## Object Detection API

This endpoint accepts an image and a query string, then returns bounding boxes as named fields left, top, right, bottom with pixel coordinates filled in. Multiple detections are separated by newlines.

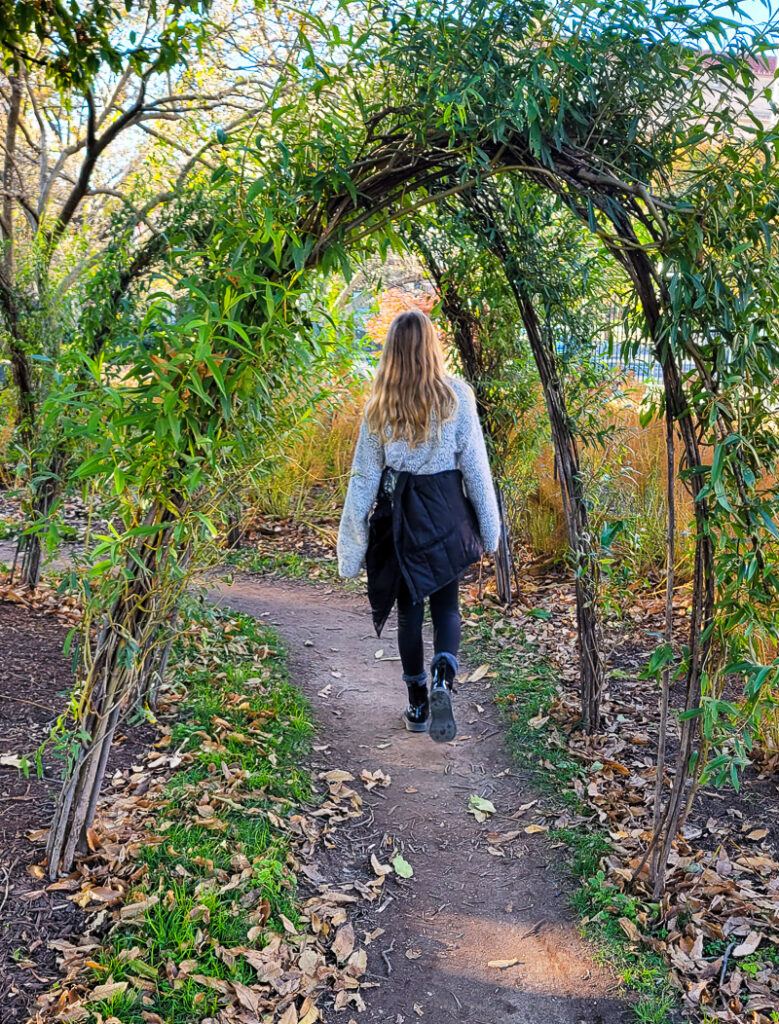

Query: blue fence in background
left=590, top=340, right=665, bottom=382
left=562, top=339, right=698, bottom=384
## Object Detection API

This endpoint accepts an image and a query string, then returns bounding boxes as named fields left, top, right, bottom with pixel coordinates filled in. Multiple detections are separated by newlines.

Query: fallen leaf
left=527, top=713, right=549, bottom=729
left=746, top=828, right=769, bottom=841
left=88, top=980, right=128, bottom=1002
left=486, top=830, right=521, bottom=844
left=85, top=828, right=102, bottom=852
left=618, top=918, right=642, bottom=943
left=233, top=980, right=262, bottom=1015
left=361, top=768, right=392, bottom=790
left=333, top=923, right=355, bottom=963
left=524, top=824, right=548, bottom=834
left=278, top=1005, right=298, bottom=1024
left=371, top=853, right=392, bottom=876
left=125, top=959, right=157, bottom=979
left=468, top=795, right=496, bottom=822
left=346, top=949, right=367, bottom=976
left=733, top=931, right=761, bottom=957
left=88, top=886, right=124, bottom=904
left=120, top=896, right=159, bottom=919
left=298, top=948, right=320, bottom=976
left=510, top=800, right=538, bottom=818
left=279, top=913, right=297, bottom=935
left=487, top=958, right=520, bottom=969
left=299, top=1004, right=319, bottom=1024
left=392, top=854, right=414, bottom=878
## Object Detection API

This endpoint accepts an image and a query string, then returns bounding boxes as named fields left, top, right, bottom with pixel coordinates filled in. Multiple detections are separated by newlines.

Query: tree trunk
left=651, top=401, right=676, bottom=888
left=494, top=483, right=514, bottom=606
left=225, top=500, right=245, bottom=549
left=451, top=201, right=604, bottom=731
left=1, top=76, right=37, bottom=440
left=510, top=288, right=604, bottom=732
left=619, top=244, right=715, bottom=891
left=2, top=74, right=21, bottom=285
left=46, top=501, right=180, bottom=876
left=12, top=454, right=63, bottom=589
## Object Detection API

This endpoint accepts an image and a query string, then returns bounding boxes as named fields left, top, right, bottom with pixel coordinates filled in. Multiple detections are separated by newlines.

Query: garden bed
left=0, top=597, right=153, bottom=1023
left=463, top=572, right=779, bottom=1022
left=1, top=586, right=380, bottom=1024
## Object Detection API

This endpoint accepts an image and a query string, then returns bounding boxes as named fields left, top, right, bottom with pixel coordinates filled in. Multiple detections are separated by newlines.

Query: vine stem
left=651, top=398, right=676, bottom=887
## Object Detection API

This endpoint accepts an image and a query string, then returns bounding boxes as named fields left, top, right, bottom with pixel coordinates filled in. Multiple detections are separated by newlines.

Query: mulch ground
left=501, top=569, right=779, bottom=1019
left=0, top=600, right=152, bottom=1024
left=516, top=573, right=779, bottom=858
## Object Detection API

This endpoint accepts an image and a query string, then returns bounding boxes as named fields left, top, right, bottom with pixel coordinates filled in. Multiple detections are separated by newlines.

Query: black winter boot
left=429, top=655, right=457, bottom=743
left=403, top=676, right=429, bottom=732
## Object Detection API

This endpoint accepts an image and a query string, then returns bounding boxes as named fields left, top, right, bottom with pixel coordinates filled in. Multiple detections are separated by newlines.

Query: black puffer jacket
left=365, top=467, right=483, bottom=636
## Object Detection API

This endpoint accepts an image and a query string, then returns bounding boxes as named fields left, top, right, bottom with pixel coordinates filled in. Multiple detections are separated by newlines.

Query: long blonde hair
left=365, top=309, right=457, bottom=446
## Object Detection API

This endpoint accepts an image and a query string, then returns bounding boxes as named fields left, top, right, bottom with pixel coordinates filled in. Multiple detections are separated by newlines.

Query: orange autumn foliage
left=364, top=287, right=438, bottom=346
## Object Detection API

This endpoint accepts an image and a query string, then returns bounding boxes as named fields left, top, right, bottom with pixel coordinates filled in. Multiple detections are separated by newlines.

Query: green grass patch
left=86, top=604, right=315, bottom=1023
left=463, top=612, right=680, bottom=1024
left=0, top=516, right=20, bottom=539
left=223, top=546, right=365, bottom=595
left=224, top=547, right=339, bottom=581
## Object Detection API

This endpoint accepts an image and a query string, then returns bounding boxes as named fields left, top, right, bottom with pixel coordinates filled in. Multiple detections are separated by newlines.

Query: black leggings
left=396, top=577, right=460, bottom=679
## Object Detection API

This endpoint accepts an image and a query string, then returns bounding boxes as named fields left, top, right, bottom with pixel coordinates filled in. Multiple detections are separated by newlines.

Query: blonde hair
left=364, top=308, right=457, bottom=446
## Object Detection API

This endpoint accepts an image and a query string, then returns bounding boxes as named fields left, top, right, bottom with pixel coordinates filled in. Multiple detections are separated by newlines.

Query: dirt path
left=216, top=575, right=633, bottom=1024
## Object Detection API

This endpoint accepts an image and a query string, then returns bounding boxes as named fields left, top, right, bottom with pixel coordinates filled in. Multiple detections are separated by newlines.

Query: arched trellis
left=37, top=111, right=706, bottom=880
left=35, top=2, right=779, bottom=906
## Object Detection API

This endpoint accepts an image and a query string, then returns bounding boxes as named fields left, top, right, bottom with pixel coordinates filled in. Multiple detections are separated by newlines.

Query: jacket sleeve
left=337, top=418, right=384, bottom=578
left=456, top=383, right=501, bottom=554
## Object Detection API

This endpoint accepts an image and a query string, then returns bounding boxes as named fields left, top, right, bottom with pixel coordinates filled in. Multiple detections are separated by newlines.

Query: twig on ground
left=381, top=938, right=395, bottom=975
left=0, top=862, right=15, bottom=916
left=1, top=693, right=56, bottom=711
left=719, top=941, right=737, bottom=987
left=425, top=902, right=451, bottom=919
left=519, top=919, right=547, bottom=940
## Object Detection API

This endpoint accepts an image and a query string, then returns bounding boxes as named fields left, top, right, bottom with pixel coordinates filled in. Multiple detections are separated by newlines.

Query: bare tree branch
left=48, top=81, right=148, bottom=247
left=2, top=74, right=22, bottom=280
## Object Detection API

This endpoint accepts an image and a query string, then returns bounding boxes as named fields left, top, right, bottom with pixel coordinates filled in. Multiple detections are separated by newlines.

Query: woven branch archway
left=40, top=1, right=779, bottom=899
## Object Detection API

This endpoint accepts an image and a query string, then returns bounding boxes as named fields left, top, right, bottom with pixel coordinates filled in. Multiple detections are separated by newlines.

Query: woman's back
left=382, top=376, right=473, bottom=476
left=342, top=371, right=499, bottom=575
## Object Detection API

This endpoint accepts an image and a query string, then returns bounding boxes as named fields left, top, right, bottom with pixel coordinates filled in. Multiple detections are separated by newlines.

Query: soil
left=0, top=600, right=152, bottom=1024
left=607, top=629, right=779, bottom=860
left=216, top=576, right=634, bottom=1024
left=491, top=566, right=779, bottom=865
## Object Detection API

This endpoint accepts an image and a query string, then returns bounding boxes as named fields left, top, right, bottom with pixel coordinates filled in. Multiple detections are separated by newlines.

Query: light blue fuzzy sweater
left=337, top=377, right=501, bottom=578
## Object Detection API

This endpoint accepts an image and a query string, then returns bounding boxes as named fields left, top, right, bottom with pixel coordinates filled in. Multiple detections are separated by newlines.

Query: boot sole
left=403, top=715, right=428, bottom=733
left=429, top=687, right=456, bottom=743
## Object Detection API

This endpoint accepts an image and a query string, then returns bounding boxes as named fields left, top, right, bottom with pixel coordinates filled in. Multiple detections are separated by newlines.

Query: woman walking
left=337, top=309, right=500, bottom=742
